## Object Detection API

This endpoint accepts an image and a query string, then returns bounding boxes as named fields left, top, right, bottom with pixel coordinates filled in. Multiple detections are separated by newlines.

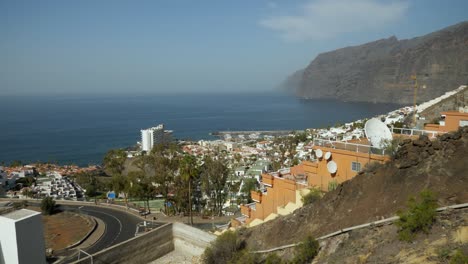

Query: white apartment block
left=140, top=124, right=173, bottom=152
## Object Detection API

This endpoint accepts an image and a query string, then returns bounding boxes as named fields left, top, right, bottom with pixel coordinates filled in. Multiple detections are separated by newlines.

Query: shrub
left=228, top=249, right=259, bottom=264
left=328, top=180, right=338, bottom=192
left=301, top=188, right=322, bottom=206
left=264, top=253, right=283, bottom=264
left=450, top=250, right=468, bottom=264
left=202, top=231, right=242, bottom=264
left=396, top=190, right=438, bottom=242
left=437, top=247, right=451, bottom=261
left=384, top=137, right=403, bottom=158
left=291, top=236, right=319, bottom=264
left=40, top=197, right=56, bottom=215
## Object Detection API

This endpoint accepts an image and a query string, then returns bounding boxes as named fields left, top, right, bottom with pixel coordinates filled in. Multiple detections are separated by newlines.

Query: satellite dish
left=315, top=149, right=323, bottom=158
left=364, top=118, right=393, bottom=148
left=327, top=161, right=337, bottom=174
left=324, top=151, right=332, bottom=160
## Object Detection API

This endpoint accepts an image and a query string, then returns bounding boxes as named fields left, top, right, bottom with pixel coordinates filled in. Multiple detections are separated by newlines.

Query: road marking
left=83, top=209, right=123, bottom=247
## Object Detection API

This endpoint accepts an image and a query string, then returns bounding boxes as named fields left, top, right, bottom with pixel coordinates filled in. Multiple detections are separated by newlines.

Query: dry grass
left=30, top=207, right=93, bottom=250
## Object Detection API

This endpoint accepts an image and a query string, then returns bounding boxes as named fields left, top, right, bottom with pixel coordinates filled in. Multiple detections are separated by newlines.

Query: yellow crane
left=386, top=75, right=426, bottom=125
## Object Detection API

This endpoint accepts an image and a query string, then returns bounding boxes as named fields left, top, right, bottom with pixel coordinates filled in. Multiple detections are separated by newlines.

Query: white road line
left=84, top=209, right=123, bottom=247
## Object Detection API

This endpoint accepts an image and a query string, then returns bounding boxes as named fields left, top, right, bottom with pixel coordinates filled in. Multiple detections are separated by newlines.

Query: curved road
left=58, top=204, right=143, bottom=254
left=24, top=201, right=147, bottom=262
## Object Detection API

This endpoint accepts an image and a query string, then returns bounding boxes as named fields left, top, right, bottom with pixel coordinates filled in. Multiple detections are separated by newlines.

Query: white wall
left=0, top=216, right=18, bottom=264
left=0, top=210, right=46, bottom=264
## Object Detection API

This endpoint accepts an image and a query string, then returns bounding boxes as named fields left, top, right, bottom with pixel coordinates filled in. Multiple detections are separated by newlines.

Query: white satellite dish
left=327, top=161, right=337, bottom=174
left=315, top=149, right=323, bottom=158
left=364, top=118, right=393, bottom=148
left=324, top=151, right=332, bottom=160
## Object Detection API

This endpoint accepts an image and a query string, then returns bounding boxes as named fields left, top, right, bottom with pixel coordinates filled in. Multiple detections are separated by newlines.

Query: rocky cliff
left=287, top=21, right=468, bottom=104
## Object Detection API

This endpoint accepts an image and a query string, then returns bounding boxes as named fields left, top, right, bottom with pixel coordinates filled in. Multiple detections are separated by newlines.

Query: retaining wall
left=73, top=223, right=173, bottom=264
left=72, top=222, right=216, bottom=264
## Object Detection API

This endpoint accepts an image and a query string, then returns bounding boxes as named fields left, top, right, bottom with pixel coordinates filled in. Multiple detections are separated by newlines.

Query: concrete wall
left=0, top=217, right=17, bottom=264
left=73, top=223, right=216, bottom=264
left=15, top=214, right=46, bottom=264
left=172, top=222, right=216, bottom=256
left=0, top=210, right=45, bottom=264
left=74, top=223, right=174, bottom=264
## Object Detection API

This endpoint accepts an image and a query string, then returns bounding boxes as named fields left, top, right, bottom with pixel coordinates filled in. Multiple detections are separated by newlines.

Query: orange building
left=424, top=111, right=468, bottom=133
left=304, top=144, right=388, bottom=192
left=235, top=140, right=389, bottom=226
left=234, top=113, right=460, bottom=227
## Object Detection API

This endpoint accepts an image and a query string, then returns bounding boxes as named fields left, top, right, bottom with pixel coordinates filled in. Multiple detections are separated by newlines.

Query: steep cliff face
left=290, top=21, right=468, bottom=104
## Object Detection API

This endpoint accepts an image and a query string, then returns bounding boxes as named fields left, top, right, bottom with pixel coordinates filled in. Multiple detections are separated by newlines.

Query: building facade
left=140, top=124, right=173, bottom=152
left=424, top=110, right=468, bottom=133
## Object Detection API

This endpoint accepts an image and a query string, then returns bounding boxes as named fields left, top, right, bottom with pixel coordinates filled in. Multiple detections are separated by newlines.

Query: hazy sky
left=1, top=0, right=467, bottom=95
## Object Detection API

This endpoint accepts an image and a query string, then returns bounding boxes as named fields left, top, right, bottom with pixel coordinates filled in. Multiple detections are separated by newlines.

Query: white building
left=0, top=209, right=46, bottom=264
left=140, top=124, right=173, bottom=152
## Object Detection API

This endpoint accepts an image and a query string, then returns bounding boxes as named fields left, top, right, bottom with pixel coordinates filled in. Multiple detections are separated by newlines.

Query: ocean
left=0, top=92, right=401, bottom=166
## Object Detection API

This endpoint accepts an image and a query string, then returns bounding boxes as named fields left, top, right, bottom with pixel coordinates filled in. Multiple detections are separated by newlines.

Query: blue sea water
left=0, top=93, right=401, bottom=166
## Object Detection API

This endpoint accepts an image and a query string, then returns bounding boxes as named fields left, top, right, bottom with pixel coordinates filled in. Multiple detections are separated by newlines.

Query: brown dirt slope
left=241, top=127, right=468, bottom=250
left=314, top=208, right=468, bottom=264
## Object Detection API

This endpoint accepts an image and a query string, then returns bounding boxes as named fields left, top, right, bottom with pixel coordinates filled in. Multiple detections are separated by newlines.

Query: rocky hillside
left=284, top=21, right=468, bottom=104
left=314, top=208, right=468, bottom=263
left=240, top=127, right=468, bottom=251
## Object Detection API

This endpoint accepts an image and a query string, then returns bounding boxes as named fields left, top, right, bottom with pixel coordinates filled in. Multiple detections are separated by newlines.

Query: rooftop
left=1, top=209, right=40, bottom=221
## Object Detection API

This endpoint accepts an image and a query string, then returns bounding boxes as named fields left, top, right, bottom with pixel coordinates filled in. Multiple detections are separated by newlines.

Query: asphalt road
left=57, top=204, right=143, bottom=254
left=22, top=201, right=145, bottom=262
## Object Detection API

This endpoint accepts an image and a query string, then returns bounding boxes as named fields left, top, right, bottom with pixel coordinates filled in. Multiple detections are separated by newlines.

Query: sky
left=1, top=0, right=467, bottom=95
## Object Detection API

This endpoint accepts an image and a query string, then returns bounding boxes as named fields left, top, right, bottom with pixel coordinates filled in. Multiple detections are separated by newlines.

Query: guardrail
left=251, top=202, right=468, bottom=254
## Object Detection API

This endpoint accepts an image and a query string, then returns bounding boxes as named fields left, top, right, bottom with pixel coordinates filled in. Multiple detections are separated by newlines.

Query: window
left=351, top=162, right=361, bottom=172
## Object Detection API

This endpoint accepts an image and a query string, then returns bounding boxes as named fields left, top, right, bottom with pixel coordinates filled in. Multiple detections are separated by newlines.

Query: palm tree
left=180, top=154, right=198, bottom=225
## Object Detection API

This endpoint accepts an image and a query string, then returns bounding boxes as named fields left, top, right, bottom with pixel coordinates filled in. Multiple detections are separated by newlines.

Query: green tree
left=180, top=154, right=199, bottom=225
left=75, top=172, right=100, bottom=197
left=128, top=170, right=154, bottom=213
left=103, top=149, right=127, bottom=176
left=41, top=197, right=56, bottom=215
left=104, top=149, right=129, bottom=207
left=201, top=156, right=229, bottom=216
left=241, top=178, right=258, bottom=203
left=145, top=143, right=180, bottom=215
left=111, top=174, right=130, bottom=208
left=396, top=190, right=438, bottom=242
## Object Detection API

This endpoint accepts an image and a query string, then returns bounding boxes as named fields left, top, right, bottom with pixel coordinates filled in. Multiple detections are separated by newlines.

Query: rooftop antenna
left=364, top=118, right=393, bottom=149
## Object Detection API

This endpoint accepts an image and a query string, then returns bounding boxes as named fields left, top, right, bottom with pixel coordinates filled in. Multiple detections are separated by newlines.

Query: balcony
left=262, top=174, right=274, bottom=187
left=251, top=191, right=262, bottom=203
left=240, top=203, right=255, bottom=217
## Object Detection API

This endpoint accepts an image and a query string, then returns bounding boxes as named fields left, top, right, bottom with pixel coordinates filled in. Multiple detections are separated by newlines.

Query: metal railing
left=313, top=139, right=386, bottom=156
left=390, top=127, right=441, bottom=138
